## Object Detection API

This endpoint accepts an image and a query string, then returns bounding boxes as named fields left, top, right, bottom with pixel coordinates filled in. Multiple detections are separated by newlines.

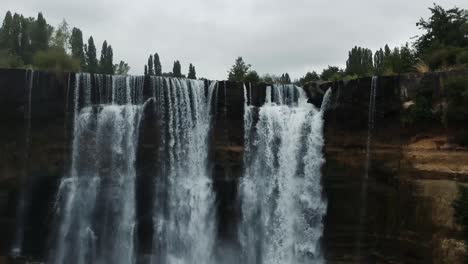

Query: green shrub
left=32, top=49, right=80, bottom=72
left=457, top=49, right=468, bottom=65
left=425, top=47, right=459, bottom=70
left=0, top=49, right=24, bottom=68
left=446, top=77, right=468, bottom=125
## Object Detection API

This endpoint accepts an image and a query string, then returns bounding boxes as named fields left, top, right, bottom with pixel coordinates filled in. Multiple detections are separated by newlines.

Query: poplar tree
left=188, top=63, right=196, bottom=79
left=154, top=52, right=162, bottom=76
left=85, top=36, right=98, bottom=73
left=148, top=55, right=154, bottom=75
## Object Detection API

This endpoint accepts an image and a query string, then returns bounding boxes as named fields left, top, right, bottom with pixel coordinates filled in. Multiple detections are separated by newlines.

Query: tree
left=114, top=61, right=130, bottom=75
left=98, top=40, right=113, bottom=74
left=144, top=65, right=148, bottom=76
left=105, top=45, right=113, bottom=74
left=374, top=48, right=385, bottom=75
left=244, top=70, right=260, bottom=83
left=415, top=4, right=468, bottom=56
left=298, top=71, right=319, bottom=85
left=154, top=52, right=162, bottom=76
left=400, top=43, right=416, bottom=72
left=99, top=40, right=108, bottom=73
left=33, top=49, right=80, bottom=72
left=69, top=27, right=86, bottom=69
left=261, top=74, right=280, bottom=84
left=172, top=60, right=182, bottom=77
left=0, top=11, right=14, bottom=51
left=148, top=55, right=154, bottom=75
left=51, top=19, right=70, bottom=51
left=346, top=46, right=373, bottom=76
left=187, top=63, right=196, bottom=79
left=228, top=56, right=250, bottom=82
left=85, top=36, right=98, bottom=73
left=321, top=66, right=343, bottom=81
left=280, top=73, right=291, bottom=84
left=31, top=12, right=52, bottom=53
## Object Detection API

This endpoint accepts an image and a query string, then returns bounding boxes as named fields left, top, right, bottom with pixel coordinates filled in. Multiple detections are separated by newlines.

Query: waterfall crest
left=49, top=74, right=217, bottom=264
left=239, top=84, right=330, bottom=264
left=150, top=77, right=217, bottom=264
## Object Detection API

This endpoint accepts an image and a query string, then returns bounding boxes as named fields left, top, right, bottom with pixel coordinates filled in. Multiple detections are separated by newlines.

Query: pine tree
left=188, top=63, right=196, bottom=79
left=172, top=60, right=182, bottom=77
left=154, top=53, right=162, bottom=76
left=85, top=36, right=98, bottom=73
left=148, top=55, right=154, bottom=76
left=227, top=56, right=250, bottom=81
left=69, top=27, right=86, bottom=69
left=144, top=65, right=148, bottom=76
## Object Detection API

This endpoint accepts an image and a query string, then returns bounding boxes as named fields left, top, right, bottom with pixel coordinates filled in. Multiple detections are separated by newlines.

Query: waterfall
left=150, top=77, right=217, bottom=264
left=50, top=74, right=144, bottom=264
left=355, top=76, right=378, bottom=261
left=11, top=70, right=34, bottom=257
left=239, top=84, right=331, bottom=264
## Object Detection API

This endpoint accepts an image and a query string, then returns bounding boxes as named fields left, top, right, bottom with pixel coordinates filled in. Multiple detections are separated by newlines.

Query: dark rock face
left=0, top=69, right=467, bottom=263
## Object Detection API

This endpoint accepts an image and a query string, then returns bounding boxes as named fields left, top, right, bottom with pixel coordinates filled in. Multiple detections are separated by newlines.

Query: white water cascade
left=50, top=74, right=218, bottom=264
left=239, top=84, right=331, bottom=264
left=50, top=73, right=144, bottom=264
left=150, top=77, right=217, bottom=264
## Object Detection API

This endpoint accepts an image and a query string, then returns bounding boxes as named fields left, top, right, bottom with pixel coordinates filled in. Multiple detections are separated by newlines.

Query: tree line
left=143, top=53, right=197, bottom=79
left=0, top=11, right=130, bottom=74
left=227, top=3, right=468, bottom=85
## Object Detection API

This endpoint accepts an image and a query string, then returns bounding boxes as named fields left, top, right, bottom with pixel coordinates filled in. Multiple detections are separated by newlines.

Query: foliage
left=69, top=27, right=86, bottom=69
left=51, top=19, right=70, bottom=51
left=32, top=48, right=80, bottom=72
left=401, top=78, right=436, bottom=126
left=346, top=46, right=373, bottom=77
left=297, top=71, right=319, bottom=86
left=172, top=60, right=182, bottom=77
left=85, top=36, right=98, bottom=73
left=321, top=66, right=344, bottom=81
left=187, top=63, right=196, bottom=79
left=244, top=70, right=260, bottom=83
left=154, top=53, right=162, bottom=76
left=260, top=74, right=280, bottom=84
left=228, top=56, right=250, bottom=82
left=415, top=4, right=468, bottom=56
left=445, top=77, right=468, bottom=125
left=99, top=40, right=114, bottom=74
left=425, top=46, right=468, bottom=70
left=280, top=73, right=291, bottom=84
left=0, top=49, right=23, bottom=68
left=114, top=61, right=130, bottom=75
left=147, top=55, right=154, bottom=76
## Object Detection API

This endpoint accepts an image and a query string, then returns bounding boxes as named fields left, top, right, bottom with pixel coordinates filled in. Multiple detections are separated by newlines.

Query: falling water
left=50, top=73, right=144, bottom=264
left=355, top=76, right=378, bottom=261
left=151, top=77, right=217, bottom=264
left=11, top=70, right=34, bottom=257
left=239, top=84, right=331, bottom=264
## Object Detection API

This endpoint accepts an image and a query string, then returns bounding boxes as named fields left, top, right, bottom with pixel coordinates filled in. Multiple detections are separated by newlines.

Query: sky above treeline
left=1, top=0, right=467, bottom=80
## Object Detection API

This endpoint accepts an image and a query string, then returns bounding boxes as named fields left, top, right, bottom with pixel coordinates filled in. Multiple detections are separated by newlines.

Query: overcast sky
left=1, top=0, right=467, bottom=80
